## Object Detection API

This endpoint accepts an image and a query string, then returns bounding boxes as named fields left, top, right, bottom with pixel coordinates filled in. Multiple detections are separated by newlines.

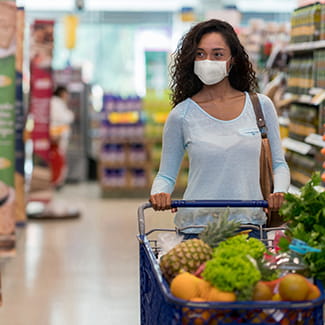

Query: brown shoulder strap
left=249, top=92, right=267, bottom=138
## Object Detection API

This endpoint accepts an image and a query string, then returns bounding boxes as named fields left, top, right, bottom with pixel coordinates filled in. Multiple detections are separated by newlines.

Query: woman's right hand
left=149, top=193, right=178, bottom=212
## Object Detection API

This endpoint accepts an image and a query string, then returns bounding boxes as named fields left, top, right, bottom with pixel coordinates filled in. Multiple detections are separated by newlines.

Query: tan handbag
left=249, top=93, right=284, bottom=227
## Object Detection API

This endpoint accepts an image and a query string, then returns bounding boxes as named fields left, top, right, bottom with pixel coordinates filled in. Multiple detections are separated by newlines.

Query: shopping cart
left=137, top=200, right=325, bottom=325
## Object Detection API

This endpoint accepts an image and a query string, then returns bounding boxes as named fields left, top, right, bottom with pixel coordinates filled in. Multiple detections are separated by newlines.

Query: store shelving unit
left=282, top=93, right=325, bottom=187
left=98, top=136, right=189, bottom=198
left=282, top=2, right=325, bottom=188
left=98, top=138, right=152, bottom=197
left=98, top=95, right=149, bottom=197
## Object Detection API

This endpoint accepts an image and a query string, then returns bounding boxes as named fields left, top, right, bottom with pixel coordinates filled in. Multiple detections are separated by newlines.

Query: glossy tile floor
left=0, top=182, right=174, bottom=325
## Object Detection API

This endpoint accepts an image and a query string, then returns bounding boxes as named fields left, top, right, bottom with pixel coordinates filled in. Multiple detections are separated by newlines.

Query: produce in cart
left=138, top=199, right=325, bottom=325
left=159, top=229, right=322, bottom=324
left=279, top=172, right=325, bottom=281
left=158, top=203, right=323, bottom=301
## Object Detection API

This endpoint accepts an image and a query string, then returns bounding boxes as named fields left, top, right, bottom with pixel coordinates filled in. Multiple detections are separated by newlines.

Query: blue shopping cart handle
left=137, top=199, right=268, bottom=237
left=170, top=200, right=268, bottom=208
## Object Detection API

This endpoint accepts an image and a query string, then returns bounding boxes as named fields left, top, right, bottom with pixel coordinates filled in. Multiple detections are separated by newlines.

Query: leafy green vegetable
left=279, top=172, right=325, bottom=280
left=202, top=234, right=264, bottom=301
left=214, top=234, right=266, bottom=260
left=203, top=253, right=261, bottom=301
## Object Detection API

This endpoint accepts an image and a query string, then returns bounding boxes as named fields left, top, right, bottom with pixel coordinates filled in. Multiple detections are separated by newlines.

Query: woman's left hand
left=267, top=192, right=285, bottom=210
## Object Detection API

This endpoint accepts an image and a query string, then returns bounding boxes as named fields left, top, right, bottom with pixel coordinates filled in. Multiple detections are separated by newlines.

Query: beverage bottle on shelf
left=321, top=4, right=325, bottom=40
left=312, top=3, right=321, bottom=41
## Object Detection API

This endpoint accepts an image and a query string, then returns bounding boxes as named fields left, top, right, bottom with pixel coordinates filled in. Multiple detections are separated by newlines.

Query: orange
left=206, top=286, right=236, bottom=302
left=170, top=272, right=200, bottom=300
left=306, top=282, right=321, bottom=300
left=251, top=312, right=268, bottom=323
left=278, top=274, right=309, bottom=301
left=260, top=278, right=281, bottom=293
left=272, top=293, right=282, bottom=301
left=196, top=278, right=212, bottom=299
left=253, top=281, right=273, bottom=301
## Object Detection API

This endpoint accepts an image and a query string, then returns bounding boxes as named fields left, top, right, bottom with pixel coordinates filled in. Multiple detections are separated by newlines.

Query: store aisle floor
left=0, top=182, right=174, bottom=325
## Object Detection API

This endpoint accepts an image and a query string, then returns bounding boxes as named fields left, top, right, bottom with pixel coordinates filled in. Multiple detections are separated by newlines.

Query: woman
left=149, top=19, right=290, bottom=237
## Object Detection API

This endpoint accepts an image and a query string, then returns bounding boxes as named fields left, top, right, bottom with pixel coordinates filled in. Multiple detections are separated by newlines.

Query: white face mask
left=194, top=58, right=231, bottom=85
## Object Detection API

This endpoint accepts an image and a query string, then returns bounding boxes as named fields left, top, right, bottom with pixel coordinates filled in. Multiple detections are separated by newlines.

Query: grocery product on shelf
left=282, top=2, right=325, bottom=188
left=290, top=2, right=322, bottom=43
left=287, top=56, right=314, bottom=95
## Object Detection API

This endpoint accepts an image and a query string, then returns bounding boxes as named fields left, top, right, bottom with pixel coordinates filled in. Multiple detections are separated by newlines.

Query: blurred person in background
left=50, top=85, right=74, bottom=187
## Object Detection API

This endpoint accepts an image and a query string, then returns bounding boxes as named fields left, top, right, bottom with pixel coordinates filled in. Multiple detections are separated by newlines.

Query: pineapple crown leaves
left=199, top=208, right=241, bottom=248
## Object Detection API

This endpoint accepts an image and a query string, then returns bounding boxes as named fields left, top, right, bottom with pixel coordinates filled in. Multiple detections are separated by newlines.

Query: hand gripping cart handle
left=137, top=199, right=268, bottom=238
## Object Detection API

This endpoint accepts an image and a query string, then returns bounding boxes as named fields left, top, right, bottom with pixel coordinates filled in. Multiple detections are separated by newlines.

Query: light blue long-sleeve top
left=151, top=92, right=290, bottom=232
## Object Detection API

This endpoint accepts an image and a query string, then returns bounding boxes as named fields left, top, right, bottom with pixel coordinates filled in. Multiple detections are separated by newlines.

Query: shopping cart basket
left=137, top=200, right=325, bottom=325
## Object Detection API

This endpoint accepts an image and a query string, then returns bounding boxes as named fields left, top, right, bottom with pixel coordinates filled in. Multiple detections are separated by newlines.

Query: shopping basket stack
left=137, top=200, right=325, bottom=325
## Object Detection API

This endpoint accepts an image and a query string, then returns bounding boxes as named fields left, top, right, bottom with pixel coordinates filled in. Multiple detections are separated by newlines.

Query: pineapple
left=159, top=209, right=241, bottom=282
left=159, top=238, right=213, bottom=283
left=199, top=209, right=241, bottom=248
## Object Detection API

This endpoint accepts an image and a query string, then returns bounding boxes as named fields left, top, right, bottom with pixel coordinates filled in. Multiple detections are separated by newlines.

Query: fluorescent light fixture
left=85, top=0, right=199, bottom=11
left=237, top=0, right=296, bottom=12
left=23, top=0, right=74, bottom=11
left=20, top=0, right=296, bottom=13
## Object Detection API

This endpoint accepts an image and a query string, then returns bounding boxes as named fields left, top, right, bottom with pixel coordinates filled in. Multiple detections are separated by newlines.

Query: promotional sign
left=15, top=7, right=26, bottom=224
left=29, top=20, right=54, bottom=164
left=0, top=0, right=16, bottom=249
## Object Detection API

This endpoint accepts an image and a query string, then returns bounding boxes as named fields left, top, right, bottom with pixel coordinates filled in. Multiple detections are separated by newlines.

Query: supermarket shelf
left=283, top=90, right=325, bottom=106
left=282, top=137, right=313, bottom=155
left=285, top=40, right=325, bottom=52
left=283, top=93, right=317, bottom=106
left=305, top=133, right=325, bottom=147
left=99, top=137, right=147, bottom=144
left=99, top=161, right=150, bottom=168
left=101, top=187, right=150, bottom=198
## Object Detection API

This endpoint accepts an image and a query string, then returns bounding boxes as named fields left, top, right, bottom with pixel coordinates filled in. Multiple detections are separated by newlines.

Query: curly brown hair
left=170, top=19, right=258, bottom=107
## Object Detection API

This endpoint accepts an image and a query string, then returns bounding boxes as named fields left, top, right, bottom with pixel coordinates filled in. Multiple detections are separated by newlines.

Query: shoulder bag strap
left=249, top=92, right=267, bottom=139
